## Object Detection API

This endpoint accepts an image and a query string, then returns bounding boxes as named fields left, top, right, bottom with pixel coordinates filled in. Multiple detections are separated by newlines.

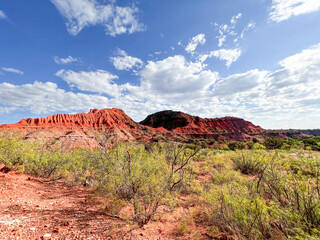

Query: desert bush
left=263, top=137, right=283, bottom=149
left=212, top=169, right=243, bottom=185
left=258, top=163, right=320, bottom=238
left=0, top=135, right=93, bottom=182
left=206, top=183, right=272, bottom=239
left=303, top=137, right=320, bottom=151
left=90, top=142, right=198, bottom=226
left=281, top=139, right=302, bottom=150
left=251, top=143, right=266, bottom=150
left=0, top=134, right=30, bottom=169
left=176, top=215, right=193, bottom=235
left=231, top=150, right=267, bottom=175
left=285, top=153, right=320, bottom=177
left=228, top=141, right=246, bottom=151
left=247, top=141, right=254, bottom=149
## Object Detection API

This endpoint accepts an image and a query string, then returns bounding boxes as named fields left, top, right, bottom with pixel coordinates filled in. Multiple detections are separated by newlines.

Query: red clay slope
left=0, top=108, right=265, bottom=142
left=1, top=108, right=136, bottom=131
left=0, top=108, right=164, bottom=142
left=140, top=110, right=265, bottom=140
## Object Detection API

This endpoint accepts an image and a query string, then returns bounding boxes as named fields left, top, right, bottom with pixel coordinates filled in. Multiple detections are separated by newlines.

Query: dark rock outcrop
left=140, top=110, right=264, bottom=140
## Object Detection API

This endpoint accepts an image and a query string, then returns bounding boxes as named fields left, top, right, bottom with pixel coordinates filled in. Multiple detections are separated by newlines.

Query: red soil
left=0, top=167, right=225, bottom=240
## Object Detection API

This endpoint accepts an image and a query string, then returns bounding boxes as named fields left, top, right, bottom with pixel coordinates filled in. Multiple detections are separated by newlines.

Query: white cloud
left=215, top=13, right=242, bottom=47
left=1, top=43, right=320, bottom=129
left=110, top=49, right=144, bottom=71
left=267, top=42, right=320, bottom=89
left=0, top=81, right=114, bottom=114
left=138, top=55, right=218, bottom=95
left=53, top=56, right=79, bottom=64
left=185, top=33, right=206, bottom=54
left=2, top=67, right=24, bottom=75
left=50, top=0, right=145, bottom=36
left=0, top=10, right=7, bottom=19
left=213, top=69, right=268, bottom=96
left=279, top=42, right=320, bottom=71
left=239, top=21, right=255, bottom=40
left=230, top=13, right=242, bottom=25
left=214, top=13, right=255, bottom=47
left=56, top=69, right=128, bottom=97
left=269, top=0, right=320, bottom=22
left=201, top=48, right=242, bottom=67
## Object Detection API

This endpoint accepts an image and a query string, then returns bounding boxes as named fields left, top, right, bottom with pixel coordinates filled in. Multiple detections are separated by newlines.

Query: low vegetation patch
left=1, top=133, right=320, bottom=238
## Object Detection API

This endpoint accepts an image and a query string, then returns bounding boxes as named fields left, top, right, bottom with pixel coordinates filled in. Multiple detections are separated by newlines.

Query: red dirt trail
left=0, top=168, right=181, bottom=240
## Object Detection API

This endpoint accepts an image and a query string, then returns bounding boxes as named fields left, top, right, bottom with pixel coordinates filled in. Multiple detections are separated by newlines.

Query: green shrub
left=251, top=143, right=266, bottom=150
left=263, top=137, right=283, bottom=149
left=259, top=164, right=320, bottom=238
left=227, top=141, right=246, bottom=151
left=0, top=134, right=28, bottom=169
left=90, top=143, right=198, bottom=226
left=303, top=137, right=320, bottom=151
left=206, top=183, right=272, bottom=239
left=231, top=150, right=267, bottom=175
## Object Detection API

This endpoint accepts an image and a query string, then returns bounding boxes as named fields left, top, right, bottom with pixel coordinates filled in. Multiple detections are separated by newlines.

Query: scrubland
left=1, top=133, right=320, bottom=239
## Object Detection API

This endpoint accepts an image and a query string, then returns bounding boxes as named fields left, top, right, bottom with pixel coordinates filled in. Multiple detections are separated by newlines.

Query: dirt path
left=0, top=167, right=223, bottom=240
left=0, top=168, right=178, bottom=240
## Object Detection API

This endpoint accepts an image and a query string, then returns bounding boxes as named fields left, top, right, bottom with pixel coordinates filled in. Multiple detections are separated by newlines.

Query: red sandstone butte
left=140, top=110, right=265, bottom=140
left=0, top=108, right=161, bottom=143
left=1, top=108, right=136, bottom=131
left=0, top=108, right=268, bottom=142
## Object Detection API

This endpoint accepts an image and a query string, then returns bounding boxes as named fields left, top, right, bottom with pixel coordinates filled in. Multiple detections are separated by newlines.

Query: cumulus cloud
left=110, top=48, right=144, bottom=71
left=213, top=69, right=268, bottom=96
left=185, top=33, right=206, bottom=54
left=268, top=43, right=320, bottom=89
left=0, top=10, right=7, bottom=19
left=1, top=43, right=320, bottom=129
left=0, top=81, right=115, bottom=114
left=200, top=48, right=242, bottom=67
left=2, top=67, right=24, bottom=75
left=267, top=42, right=320, bottom=92
left=139, top=55, right=218, bottom=95
left=53, top=56, right=79, bottom=64
left=56, top=69, right=128, bottom=97
left=50, top=0, right=145, bottom=36
left=269, top=0, right=320, bottom=22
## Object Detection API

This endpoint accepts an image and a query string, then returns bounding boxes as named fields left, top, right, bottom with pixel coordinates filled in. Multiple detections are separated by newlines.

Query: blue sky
left=0, top=0, right=320, bottom=129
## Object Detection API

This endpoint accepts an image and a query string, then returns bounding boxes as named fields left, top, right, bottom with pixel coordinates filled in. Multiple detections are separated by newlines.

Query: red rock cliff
left=140, top=110, right=264, bottom=140
left=1, top=108, right=137, bottom=130
left=0, top=108, right=154, bottom=143
left=0, top=109, right=267, bottom=142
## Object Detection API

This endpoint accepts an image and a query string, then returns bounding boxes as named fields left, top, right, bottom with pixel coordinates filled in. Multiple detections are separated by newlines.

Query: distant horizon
left=0, top=0, right=320, bottom=129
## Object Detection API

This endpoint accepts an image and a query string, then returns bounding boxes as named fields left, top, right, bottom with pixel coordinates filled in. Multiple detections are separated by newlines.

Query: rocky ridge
left=0, top=108, right=166, bottom=146
left=140, top=110, right=264, bottom=140
left=0, top=108, right=318, bottom=146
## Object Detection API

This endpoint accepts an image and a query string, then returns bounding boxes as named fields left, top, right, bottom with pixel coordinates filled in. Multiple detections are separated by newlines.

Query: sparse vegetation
left=2, top=133, right=320, bottom=238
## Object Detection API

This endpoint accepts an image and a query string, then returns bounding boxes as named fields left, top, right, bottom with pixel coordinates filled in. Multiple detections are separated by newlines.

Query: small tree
left=91, top=142, right=199, bottom=226
left=263, top=137, right=283, bottom=149
left=228, top=141, right=246, bottom=151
